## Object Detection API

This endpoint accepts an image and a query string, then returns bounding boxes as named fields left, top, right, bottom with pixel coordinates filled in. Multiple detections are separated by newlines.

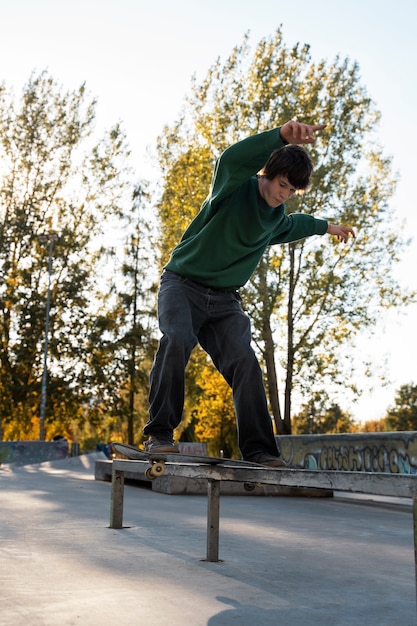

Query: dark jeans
left=143, top=270, right=279, bottom=459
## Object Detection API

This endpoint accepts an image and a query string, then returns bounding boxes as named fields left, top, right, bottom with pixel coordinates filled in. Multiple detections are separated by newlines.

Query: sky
left=1, top=0, right=416, bottom=423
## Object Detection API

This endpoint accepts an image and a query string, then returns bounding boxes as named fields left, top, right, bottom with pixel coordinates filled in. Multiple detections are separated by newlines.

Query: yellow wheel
left=145, top=467, right=156, bottom=480
left=152, top=462, right=165, bottom=476
left=145, top=461, right=165, bottom=479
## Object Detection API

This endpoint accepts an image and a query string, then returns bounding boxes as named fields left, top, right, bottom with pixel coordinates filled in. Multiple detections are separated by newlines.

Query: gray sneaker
left=144, top=435, right=179, bottom=454
left=246, top=452, right=288, bottom=468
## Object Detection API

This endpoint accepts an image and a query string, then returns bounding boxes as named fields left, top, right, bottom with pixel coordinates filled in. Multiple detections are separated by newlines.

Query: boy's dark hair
left=262, top=145, right=313, bottom=190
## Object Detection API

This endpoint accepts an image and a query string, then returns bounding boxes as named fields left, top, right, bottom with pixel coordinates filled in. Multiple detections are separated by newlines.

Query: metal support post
left=110, top=467, right=125, bottom=529
left=206, top=479, right=221, bottom=562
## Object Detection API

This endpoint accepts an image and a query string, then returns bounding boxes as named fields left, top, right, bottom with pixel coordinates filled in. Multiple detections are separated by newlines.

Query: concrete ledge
left=95, top=459, right=332, bottom=497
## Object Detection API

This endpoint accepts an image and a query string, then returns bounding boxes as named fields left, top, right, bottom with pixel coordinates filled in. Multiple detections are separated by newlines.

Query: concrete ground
left=0, top=453, right=415, bottom=626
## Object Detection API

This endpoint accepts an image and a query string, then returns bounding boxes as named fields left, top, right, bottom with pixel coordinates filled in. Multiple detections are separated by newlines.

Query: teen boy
left=143, top=120, right=355, bottom=466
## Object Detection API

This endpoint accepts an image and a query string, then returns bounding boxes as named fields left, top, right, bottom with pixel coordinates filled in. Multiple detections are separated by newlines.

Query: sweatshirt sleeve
left=269, top=214, right=328, bottom=245
left=209, top=128, right=285, bottom=205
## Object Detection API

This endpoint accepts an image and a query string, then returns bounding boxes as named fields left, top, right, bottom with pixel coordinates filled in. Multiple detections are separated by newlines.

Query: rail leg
left=110, top=467, right=125, bottom=529
left=206, top=479, right=221, bottom=562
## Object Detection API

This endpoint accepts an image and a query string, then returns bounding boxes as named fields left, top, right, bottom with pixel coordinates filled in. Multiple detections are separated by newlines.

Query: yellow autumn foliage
left=193, top=365, right=239, bottom=457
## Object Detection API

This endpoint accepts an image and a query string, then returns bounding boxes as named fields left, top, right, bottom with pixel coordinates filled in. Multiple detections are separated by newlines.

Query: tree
left=292, top=395, right=357, bottom=434
left=0, top=70, right=132, bottom=440
left=361, top=419, right=387, bottom=433
left=155, top=144, right=214, bottom=267
left=193, top=363, right=239, bottom=457
left=384, top=384, right=417, bottom=431
left=154, top=28, right=410, bottom=438
left=88, top=182, right=159, bottom=445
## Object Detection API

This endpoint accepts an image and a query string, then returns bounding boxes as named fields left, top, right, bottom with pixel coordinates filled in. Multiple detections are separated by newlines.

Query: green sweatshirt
left=165, top=127, right=328, bottom=291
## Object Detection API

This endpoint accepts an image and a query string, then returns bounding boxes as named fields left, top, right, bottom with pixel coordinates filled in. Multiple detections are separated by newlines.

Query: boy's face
left=259, top=174, right=297, bottom=207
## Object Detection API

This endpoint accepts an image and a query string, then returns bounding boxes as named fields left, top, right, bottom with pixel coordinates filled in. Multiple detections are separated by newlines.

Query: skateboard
left=111, top=441, right=263, bottom=484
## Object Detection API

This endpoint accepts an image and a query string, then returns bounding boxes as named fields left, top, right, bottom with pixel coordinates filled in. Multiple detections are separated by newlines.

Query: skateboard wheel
left=244, top=483, right=256, bottom=492
left=152, top=462, right=165, bottom=476
left=145, top=467, right=156, bottom=480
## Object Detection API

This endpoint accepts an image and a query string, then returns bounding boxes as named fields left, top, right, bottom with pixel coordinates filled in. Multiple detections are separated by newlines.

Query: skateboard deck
left=111, top=441, right=263, bottom=480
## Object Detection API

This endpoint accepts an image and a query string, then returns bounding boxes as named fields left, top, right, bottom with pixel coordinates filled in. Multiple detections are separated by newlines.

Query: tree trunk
left=263, top=315, right=283, bottom=434
left=283, top=244, right=296, bottom=435
left=127, top=238, right=140, bottom=445
left=257, top=256, right=283, bottom=434
left=127, top=343, right=136, bottom=445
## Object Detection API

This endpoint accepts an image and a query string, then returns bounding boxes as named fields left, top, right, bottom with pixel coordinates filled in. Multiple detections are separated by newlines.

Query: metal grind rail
left=109, top=459, right=417, bottom=603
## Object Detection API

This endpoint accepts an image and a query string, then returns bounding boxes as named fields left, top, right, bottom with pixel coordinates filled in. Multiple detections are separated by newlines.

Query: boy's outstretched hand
left=327, top=224, right=356, bottom=243
left=280, top=120, right=327, bottom=145
left=279, top=120, right=356, bottom=243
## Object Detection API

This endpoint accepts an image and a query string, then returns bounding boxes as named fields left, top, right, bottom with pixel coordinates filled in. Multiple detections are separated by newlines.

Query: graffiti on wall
left=277, top=433, right=417, bottom=474
left=0, top=439, right=69, bottom=465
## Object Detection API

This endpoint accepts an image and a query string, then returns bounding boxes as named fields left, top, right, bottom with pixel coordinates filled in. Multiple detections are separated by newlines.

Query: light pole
left=38, top=232, right=59, bottom=441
